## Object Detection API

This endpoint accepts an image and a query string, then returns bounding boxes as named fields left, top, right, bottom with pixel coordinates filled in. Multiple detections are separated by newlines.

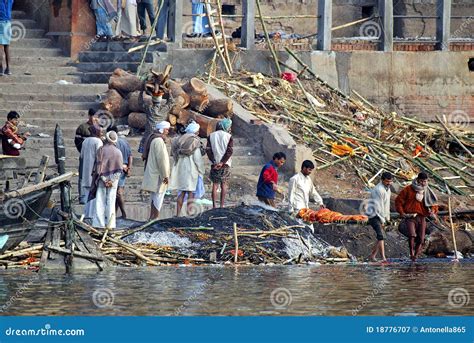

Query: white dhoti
left=92, top=180, right=119, bottom=229
left=150, top=189, right=166, bottom=211
left=82, top=186, right=95, bottom=218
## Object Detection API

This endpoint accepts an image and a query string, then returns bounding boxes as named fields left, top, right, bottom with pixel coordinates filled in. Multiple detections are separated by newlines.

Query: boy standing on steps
left=0, top=0, right=14, bottom=75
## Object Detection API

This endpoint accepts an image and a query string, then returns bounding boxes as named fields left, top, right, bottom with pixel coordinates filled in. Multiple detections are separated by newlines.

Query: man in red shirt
left=395, top=172, right=438, bottom=261
left=1, top=111, right=30, bottom=156
left=256, top=152, right=286, bottom=207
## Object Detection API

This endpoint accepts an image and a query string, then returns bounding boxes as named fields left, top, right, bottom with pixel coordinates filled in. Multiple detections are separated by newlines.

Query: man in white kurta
left=288, top=160, right=324, bottom=213
left=141, top=121, right=171, bottom=220
left=169, top=121, right=205, bottom=216
left=80, top=127, right=103, bottom=217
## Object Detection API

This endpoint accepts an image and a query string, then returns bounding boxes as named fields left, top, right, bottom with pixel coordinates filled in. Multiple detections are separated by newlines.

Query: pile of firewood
left=99, top=67, right=234, bottom=137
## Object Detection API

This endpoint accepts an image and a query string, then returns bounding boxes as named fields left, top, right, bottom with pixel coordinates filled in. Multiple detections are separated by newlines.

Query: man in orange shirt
left=395, top=172, right=438, bottom=261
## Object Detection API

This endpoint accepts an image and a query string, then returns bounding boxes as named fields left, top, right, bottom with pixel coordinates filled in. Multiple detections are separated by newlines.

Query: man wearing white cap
left=141, top=121, right=171, bottom=220
left=90, top=131, right=124, bottom=229
left=169, top=121, right=205, bottom=216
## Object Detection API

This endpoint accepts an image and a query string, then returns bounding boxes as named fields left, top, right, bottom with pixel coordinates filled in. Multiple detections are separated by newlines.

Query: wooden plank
left=35, top=155, right=50, bottom=184
left=44, top=245, right=103, bottom=261
left=2, top=172, right=73, bottom=199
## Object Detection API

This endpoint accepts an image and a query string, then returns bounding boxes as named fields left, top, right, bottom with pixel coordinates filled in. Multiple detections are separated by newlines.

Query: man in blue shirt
left=0, top=0, right=14, bottom=75
left=256, top=152, right=286, bottom=207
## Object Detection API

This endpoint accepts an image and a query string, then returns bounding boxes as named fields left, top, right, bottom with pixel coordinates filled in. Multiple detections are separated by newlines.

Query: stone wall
left=179, top=0, right=474, bottom=39
left=154, top=48, right=473, bottom=124
left=308, top=50, right=474, bottom=123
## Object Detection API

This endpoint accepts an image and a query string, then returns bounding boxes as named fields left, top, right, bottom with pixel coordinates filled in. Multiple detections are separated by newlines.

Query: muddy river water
left=1, top=261, right=473, bottom=316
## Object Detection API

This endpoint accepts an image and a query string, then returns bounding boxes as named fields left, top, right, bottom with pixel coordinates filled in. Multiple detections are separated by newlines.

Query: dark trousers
left=156, top=0, right=172, bottom=39
left=137, top=2, right=156, bottom=32
left=406, top=216, right=427, bottom=244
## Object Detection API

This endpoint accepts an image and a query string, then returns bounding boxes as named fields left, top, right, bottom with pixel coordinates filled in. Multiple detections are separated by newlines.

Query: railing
left=166, top=0, right=466, bottom=52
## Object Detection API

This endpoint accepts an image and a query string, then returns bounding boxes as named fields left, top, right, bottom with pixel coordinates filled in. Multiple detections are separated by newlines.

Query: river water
left=0, top=261, right=472, bottom=316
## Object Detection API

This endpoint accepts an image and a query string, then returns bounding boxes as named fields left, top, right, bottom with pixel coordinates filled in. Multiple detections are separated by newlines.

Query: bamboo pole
left=233, top=222, right=239, bottom=263
left=204, top=1, right=232, bottom=76
left=215, top=0, right=233, bottom=73
left=436, top=115, right=473, bottom=158
left=255, top=0, right=282, bottom=75
left=0, top=245, right=44, bottom=260
left=128, top=39, right=162, bottom=53
left=446, top=185, right=459, bottom=261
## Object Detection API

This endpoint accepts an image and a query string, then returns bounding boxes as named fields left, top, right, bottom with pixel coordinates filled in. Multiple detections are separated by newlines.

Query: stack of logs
left=100, top=68, right=234, bottom=137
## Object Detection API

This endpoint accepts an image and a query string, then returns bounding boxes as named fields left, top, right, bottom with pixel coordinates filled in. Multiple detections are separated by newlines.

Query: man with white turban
left=169, top=121, right=205, bottom=216
left=141, top=121, right=171, bottom=220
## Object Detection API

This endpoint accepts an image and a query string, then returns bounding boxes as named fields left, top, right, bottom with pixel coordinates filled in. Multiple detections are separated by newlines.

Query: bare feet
left=368, top=255, right=377, bottom=262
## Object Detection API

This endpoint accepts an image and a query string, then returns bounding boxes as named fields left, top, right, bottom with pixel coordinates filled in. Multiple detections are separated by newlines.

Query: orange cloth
left=298, top=208, right=368, bottom=224
left=395, top=185, right=438, bottom=217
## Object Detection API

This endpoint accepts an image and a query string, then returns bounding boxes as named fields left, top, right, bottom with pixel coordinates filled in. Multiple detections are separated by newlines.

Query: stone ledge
left=206, top=85, right=313, bottom=175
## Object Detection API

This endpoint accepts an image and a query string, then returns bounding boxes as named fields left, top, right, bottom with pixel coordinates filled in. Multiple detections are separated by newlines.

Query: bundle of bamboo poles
left=0, top=242, right=43, bottom=269
left=205, top=70, right=473, bottom=197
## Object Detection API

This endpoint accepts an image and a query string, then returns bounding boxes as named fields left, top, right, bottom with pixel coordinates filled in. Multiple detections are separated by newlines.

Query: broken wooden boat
left=0, top=127, right=74, bottom=254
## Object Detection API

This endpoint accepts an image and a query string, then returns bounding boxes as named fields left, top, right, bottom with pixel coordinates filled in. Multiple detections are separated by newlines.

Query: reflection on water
left=0, top=261, right=473, bottom=316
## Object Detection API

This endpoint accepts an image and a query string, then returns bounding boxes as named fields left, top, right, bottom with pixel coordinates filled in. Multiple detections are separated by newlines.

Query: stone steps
left=2, top=65, right=79, bottom=76
left=0, top=74, right=81, bottom=84
left=0, top=100, right=96, bottom=111
left=12, top=19, right=37, bottom=29
left=9, top=56, right=71, bottom=67
left=0, top=92, right=99, bottom=102
left=11, top=47, right=63, bottom=57
left=13, top=38, right=52, bottom=48
left=77, top=62, right=141, bottom=73
left=76, top=41, right=162, bottom=83
left=85, top=41, right=168, bottom=52
left=1, top=12, right=265, bottom=220
left=78, top=51, right=154, bottom=63
left=22, top=29, right=46, bottom=39
left=12, top=10, right=27, bottom=19
left=0, top=83, right=108, bottom=95
left=25, top=136, right=262, bottom=155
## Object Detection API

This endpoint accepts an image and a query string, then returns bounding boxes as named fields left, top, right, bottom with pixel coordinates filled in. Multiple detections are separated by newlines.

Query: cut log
left=100, top=89, right=129, bottom=118
left=167, top=80, right=190, bottom=108
left=175, top=109, right=196, bottom=126
left=127, top=91, right=152, bottom=113
left=108, top=68, right=143, bottom=95
left=128, top=112, right=147, bottom=130
left=168, top=114, right=177, bottom=126
left=182, top=78, right=208, bottom=96
left=202, top=98, right=233, bottom=118
left=194, top=113, right=220, bottom=138
left=189, top=94, right=209, bottom=112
